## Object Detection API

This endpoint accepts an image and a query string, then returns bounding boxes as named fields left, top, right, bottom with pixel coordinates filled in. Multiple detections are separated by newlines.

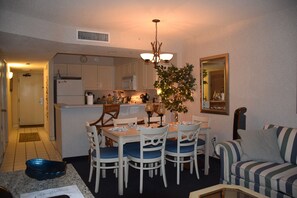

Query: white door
left=0, top=60, right=8, bottom=164
left=19, top=72, right=44, bottom=126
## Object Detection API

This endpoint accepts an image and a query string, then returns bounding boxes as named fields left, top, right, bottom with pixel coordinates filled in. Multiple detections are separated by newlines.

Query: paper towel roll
left=87, top=95, right=93, bottom=105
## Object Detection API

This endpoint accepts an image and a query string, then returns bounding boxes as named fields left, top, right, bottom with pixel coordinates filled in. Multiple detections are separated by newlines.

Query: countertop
left=0, top=164, right=94, bottom=198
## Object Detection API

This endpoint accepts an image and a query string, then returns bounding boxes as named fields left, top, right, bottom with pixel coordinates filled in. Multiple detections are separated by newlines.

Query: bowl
left=25, top=158, right=66, bottom=180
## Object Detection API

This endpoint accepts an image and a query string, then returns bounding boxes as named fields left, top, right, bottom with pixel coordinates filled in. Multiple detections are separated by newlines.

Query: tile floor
left=0, top=127, right=61, bottom=172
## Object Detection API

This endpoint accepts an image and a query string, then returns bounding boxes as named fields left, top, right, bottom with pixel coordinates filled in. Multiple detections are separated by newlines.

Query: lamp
left=140, top=19, right=173, bottom=66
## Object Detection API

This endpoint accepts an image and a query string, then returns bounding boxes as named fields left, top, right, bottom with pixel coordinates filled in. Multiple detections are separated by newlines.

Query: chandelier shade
left=140, top=19, right=173, bottom=65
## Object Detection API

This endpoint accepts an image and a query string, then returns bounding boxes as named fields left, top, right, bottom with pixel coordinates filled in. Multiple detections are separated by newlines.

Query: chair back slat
left=140, top=126, right=169, bottom=158
left=90, top=104, right=120, bottom=127
left=177, top=124, right=201, bottom=152
left=86, top=123, right=101, bottom=158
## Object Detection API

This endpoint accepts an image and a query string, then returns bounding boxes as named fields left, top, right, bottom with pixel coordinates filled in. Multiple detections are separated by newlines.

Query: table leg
left=118, top=138, right=124, bottom=195
left=204, top=130, right=210, bottom=175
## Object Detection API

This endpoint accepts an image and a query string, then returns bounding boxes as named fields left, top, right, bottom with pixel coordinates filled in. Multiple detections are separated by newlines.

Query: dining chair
left=113, top=117, right=138, bottom=127
left=165, top=123, right=201, bottom=185
left=192, top=115, right=210, bottom=155
left=125, top=125, right=169, bottom=194
left=85, top=122, right=128, bottom=193
left=89, top=104, right=120, bottom=147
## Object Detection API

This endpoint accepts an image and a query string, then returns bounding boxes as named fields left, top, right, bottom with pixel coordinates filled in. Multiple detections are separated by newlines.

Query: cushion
left=264, top=124, right=297, bottom=164
left=238, top=128, right=284, bottom=163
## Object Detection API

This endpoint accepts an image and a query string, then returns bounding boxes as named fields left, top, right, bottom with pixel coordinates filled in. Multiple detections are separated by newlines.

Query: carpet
left=19, top=133, right=40, bottom=142
left=65, top=155, right=220, bottom=198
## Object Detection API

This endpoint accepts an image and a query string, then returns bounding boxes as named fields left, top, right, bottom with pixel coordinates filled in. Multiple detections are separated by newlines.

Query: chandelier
left=140, top=19, right=173, bottom=66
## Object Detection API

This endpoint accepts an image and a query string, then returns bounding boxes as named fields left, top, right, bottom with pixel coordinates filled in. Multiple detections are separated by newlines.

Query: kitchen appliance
left=54, top=79, right=84, bottom=105
left=122, top=75, right=137, bottom=90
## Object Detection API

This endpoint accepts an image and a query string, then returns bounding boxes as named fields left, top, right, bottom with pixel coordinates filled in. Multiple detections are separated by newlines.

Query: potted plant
left=154, top=63, right=196, bottom=121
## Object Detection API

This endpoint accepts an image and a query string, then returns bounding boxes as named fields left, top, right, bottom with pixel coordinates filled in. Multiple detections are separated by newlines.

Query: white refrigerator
left=55, top=79, right=84, bottom=105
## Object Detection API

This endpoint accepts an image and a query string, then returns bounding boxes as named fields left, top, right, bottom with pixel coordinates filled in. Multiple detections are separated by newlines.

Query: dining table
left=101, top=122, right=210, bottom=196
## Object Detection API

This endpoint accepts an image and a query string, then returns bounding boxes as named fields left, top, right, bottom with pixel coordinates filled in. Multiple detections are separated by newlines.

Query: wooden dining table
left=101, top=123, right=210, bottom=196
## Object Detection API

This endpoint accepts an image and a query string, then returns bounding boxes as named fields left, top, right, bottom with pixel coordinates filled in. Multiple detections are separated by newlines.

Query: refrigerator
left=54, top=79, right=84, bottom=105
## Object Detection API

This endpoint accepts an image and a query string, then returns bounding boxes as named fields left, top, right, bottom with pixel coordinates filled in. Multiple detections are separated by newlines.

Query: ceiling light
left=140, top=19, right=173, bottom=66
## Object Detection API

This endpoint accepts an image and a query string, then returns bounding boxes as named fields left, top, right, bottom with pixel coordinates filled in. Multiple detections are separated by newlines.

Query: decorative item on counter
left=107, top=94, right=113, bottom=104
left=25, top=158, right=66, bottom=180
left=145, top=101, right=154, bottom=126
left=157, top=102, right=166, bottom=127
left=86, top=92, right=94, bottom=105
left=140, top=93, right=150, bottom=103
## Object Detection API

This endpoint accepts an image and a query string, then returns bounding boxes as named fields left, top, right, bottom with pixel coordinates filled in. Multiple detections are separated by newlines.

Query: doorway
left=17, top=71, right=44, bottom=126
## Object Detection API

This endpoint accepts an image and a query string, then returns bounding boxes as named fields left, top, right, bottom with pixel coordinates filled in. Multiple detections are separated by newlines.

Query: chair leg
left=177, top=157, right=180, bottom=185
left=95, top=164, right=100, bottom=193
left=124, top=160, right=128, bottom=188
left=194, top=154, right=200, bottom=180
left=88, top=160, right=93, bottom=182
left=140, top=162, right=143, bottom=194
left=161, top=158, right=167, bottom=188
left=102, top=163, right=106, bottom=178
left=190, top=158, right=193, bottom=174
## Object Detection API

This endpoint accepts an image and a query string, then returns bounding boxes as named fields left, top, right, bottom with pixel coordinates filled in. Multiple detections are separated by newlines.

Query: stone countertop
left=0, top=164, right=94, bottom=198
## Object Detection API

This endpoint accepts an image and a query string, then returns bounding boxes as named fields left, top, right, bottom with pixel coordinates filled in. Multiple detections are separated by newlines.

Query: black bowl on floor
left=25, top=158, right=66, bottom=180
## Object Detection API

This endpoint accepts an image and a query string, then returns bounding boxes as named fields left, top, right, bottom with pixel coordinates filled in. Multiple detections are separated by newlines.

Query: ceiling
left=0, top=0, right=296, bottom=70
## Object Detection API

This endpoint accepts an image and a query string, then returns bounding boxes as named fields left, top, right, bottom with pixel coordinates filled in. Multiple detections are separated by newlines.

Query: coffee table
left=189, top=184, right=267, bottom=198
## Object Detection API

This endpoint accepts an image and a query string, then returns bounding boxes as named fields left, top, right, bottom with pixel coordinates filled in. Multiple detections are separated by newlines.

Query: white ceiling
left=0, top=0, right=296, bottom=70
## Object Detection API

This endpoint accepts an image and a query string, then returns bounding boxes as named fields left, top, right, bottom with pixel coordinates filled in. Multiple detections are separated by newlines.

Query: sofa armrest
left=215, top=140, right=242, bottom=183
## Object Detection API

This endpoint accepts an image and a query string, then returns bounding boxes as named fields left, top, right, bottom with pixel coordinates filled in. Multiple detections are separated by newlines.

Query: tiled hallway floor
left=0, top=127, right=61, bottom=172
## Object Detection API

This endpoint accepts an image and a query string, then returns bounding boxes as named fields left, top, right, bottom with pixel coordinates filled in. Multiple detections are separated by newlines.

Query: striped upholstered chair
left=215, top=124, right=297, bottom=198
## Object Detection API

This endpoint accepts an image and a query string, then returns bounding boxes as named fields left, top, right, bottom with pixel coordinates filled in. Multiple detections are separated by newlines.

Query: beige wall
left=182, top=6, right=297, bottom=142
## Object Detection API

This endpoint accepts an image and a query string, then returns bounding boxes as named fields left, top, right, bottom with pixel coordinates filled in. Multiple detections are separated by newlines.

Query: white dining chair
left=165, top=123, right=201, bottom=185
left=85, top=122, right=128, bottom=193
left=192, top=115, right=210, bottom=155
left=125, top=125, right=169, bottom=194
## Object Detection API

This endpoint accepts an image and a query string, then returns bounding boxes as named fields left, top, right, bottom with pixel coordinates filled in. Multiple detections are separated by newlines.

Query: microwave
left=122, top=75, right=137, bottom=90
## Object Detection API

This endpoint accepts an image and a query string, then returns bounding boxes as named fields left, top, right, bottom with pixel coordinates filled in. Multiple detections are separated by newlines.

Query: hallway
left=0, top=127, right=61, bottom=172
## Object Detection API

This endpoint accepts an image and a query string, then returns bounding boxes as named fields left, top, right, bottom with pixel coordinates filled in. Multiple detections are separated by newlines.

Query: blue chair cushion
left=197, top=138, right=205, bottom=146
left=92, top=147, right=127, bottom=159
left=126, top=148, right=162, bottom=159
left=124, top=142, right=140, bottom=150
left=165, top=142, right=195, bottom=153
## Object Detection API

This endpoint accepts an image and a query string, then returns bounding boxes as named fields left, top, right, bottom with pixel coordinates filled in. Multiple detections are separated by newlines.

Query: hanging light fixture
left=140, top=19, right=173, bottom=66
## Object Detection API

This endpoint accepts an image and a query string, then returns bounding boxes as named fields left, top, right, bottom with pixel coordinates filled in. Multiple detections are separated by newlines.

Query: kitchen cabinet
left=97, top=66, right=114, bottom=90
left=82, top=65, right=97, bottom=90
left=54, top=64, right=82, bottom=78
left=54, top=64, right=67, bottom=77
left=82, top=65, right=114, bottom=90
left=114, top=60, right=156, bottom=90
left=67, top=64, right=82, bottom=77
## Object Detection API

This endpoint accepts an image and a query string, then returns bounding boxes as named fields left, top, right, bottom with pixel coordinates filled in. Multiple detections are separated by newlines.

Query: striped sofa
left=215, top=124, right=297, bottom=198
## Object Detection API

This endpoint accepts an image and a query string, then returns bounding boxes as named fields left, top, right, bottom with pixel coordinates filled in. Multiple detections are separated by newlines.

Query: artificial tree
left=154, top=63, right=196, bottom=121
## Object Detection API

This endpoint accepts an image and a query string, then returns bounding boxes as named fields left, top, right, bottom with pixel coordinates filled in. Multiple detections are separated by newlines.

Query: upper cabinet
left=54, top=64, right=82, bottom=78
left=82, top=65, right=114, bottom=90
left=114, top=60, right=156, bottom=90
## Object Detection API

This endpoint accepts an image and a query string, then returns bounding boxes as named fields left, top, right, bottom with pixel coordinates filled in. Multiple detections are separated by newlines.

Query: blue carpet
left=65, top=155, right=220, bottom=198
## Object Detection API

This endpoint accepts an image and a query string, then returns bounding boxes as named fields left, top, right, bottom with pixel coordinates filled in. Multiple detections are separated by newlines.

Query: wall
left=182, top=6, right=297, bottom=143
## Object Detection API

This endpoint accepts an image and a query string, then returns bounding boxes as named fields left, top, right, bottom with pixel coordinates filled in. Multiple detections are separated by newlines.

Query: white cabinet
left=67, top=64, right=82, bottom=77
left=97, top=66, right=114, bottom=90
left=54, top=64, right=82, bottom=78
left=82, top=65, right=114, bottom=90
left=82, top=65, right=98, bottom=90
left=114, top=60, right=156, bottom=90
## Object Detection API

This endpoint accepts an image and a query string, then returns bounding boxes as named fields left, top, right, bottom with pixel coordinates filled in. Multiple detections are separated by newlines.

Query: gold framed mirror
left=200, top=53, right=229, bottom=115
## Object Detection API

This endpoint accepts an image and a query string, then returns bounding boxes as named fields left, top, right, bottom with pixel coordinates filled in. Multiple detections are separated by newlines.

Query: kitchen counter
left=55, top=103, right=148, bottom=158
left=0, top=164, right=94, bottom=198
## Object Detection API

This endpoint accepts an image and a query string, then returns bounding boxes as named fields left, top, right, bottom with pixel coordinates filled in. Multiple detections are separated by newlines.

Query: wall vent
left=77, top=30, right=109, bottom=42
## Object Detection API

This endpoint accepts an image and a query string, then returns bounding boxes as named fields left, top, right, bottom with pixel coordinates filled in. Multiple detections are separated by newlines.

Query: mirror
left=200, top=53, right=229, bottom=115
